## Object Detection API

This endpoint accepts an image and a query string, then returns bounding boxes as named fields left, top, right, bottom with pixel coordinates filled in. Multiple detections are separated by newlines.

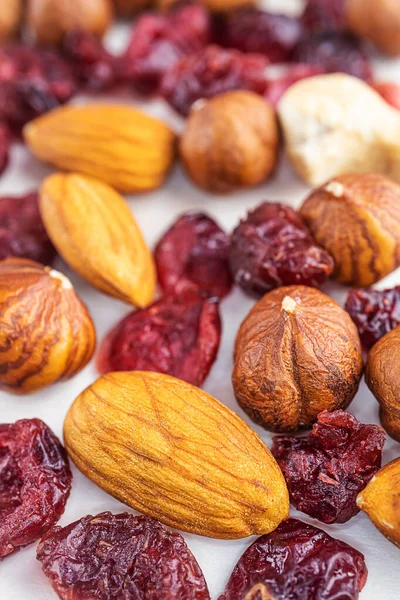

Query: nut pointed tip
left=281, top=296, right=297, bottom=314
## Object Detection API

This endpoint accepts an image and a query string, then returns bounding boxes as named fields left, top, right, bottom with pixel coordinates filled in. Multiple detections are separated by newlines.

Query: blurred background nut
left=346, top=0, right=400, bottom=57
left=113, top=0, right=150, bottom=15
left=180, top=91, right=279, bottom=193
left=0, top=0, right=22, bottom=41
left=0, top=258, right=96, bottom=394
left=232, top=285, right=363, bottom=432
left=156, top=0, right=255, bottom=12
left=300, top=174, right=400, bottom=287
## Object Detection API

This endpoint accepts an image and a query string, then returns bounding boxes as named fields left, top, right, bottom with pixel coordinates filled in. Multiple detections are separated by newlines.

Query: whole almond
left=64, top=371, right=289, bottom=539
left=40, top=173, right=156, bottom=307
left=24, top=104, right=176, bottom=193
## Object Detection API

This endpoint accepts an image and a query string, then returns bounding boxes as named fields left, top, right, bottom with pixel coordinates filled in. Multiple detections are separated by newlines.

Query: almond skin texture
left=300, top=174, right=400, bottom=287
left=0, top=258, right=96, bottom=394
left=40, top=173, right=156, bottom=308
left=357, top=458, right=400, bottom=547
left=0, top=0, right=22, bottom=40
left=24, top=104, right=176, bottom=193
left=233, top=286, right=363, bottom=432
left=63, top=371, right=289, bottom=539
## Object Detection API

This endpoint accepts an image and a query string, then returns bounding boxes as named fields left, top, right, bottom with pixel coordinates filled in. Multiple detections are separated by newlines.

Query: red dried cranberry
left=155, top=213, right=232, bottom=299
left=37, top=512, right=210, bottom=600
left=0, top=192, right=56, bottom=264
left=0, top=419, right=72, bottom=560
left=293, top=32, right=372, bottom=82
left=160, top=45, right=268, bottom=116
left=263, top=64, right=325, bottom=107
left=0, top=122, right=12, bottom=176
left=219, top=518, right=367, bottom=600
left=373, top=81, right=400, bottom=111
left=229, top=202, right=334, bottom=297
left=272, top=410, right=386, bottom=524
left=302, top=0, right=347, bottom=32
left=345, top=286, right=400, bottom=350
left=119, top=4, right=211, bottom=95
left=97, top=292, right=221, bottom=386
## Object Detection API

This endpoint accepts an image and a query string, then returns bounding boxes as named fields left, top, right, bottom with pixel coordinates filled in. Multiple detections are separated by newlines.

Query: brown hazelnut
left=232, top=285, right=363, bottom=432
left=113, top=0, right=150, bottom=15
left=365, top=325, right=400, bottom=441
left=346, top=0, right=400, bottom=57
left=300, top=173, right=400, bottom=287
left=0, top=0, right=22, bottom=41
left=26, top=0, right=113, bottom=46
left=179, top=90, right=279, bottom=193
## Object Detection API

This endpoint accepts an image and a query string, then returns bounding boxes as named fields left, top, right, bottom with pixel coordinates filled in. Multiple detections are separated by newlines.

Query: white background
left=2, top=1, right=400, bottom=598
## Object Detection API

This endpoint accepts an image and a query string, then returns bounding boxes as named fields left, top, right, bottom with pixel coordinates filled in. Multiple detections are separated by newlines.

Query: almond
left=24, top=103, right=176, bottom=192
left=63, top=370, right=289, bottom=539
left=40, top=172, right=156, bottom=307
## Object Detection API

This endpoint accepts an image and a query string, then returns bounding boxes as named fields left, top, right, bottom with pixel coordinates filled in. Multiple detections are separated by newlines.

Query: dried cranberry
left=272, top=410, right=386, bottom=524
left=119, top=4, right=211, bottom=95
left=293, top=32, right=372, bottom=82
left=0, top=192, right=56, bottom=264
left=160, top=45, right=268, bottom=116
left=220, top=9, right=303, bottom=63
left=263, top=64, right=325, bottom=107
left=229, top=202, right=334, bottom=297
left=373, top=81, right=400, bottom=111
left=155, top=213, right=232, bottom=299
left=0, top=419, right=71, bottom=560
left=0, top=122, right=12, bottom=176
left=345, top=286, right=400, bottom=350
left=97, top=292, right=221, bottom=386
left=302, top=0, right=347, bottom=32
left=37, top=512, right=210, bottom=600
left=219, top=518, right=367, bottom=600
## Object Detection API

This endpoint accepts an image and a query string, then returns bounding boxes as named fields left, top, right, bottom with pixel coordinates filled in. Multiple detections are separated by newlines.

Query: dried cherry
left=0, top=192, right=56, bottom=264
left=229, top=202, right=334, bottom=297
left=263, top=64, right=325, bottom=107
left=272, top=410, right=386, bottom=524
left=219, top=518, right=367, bottom=600
left=160, top=45, right=268, bottom=117
left=155, top=213, right=232, bottom=299
left=302, top=0, right=347, bottom=32
left=345, top=286, right=400, bottom=350
left=0, top=419, right=72, bottom=560
left=119, top=4, right=211, bottom=95
left=0, top=122, right=12, bottom=176
left=97, top=291, right=221, bottom=386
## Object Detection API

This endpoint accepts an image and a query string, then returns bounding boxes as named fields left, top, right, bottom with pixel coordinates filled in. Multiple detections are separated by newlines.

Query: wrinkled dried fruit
left=229, top=202, right=334, bottom=297
left=119, top=4, right=210, bottom=94
left=233, top=285, right=363, bottom=432
left=0, top=418, right=71, bottom=559
left=219, top=518, right=367, bottom=600
left=97, top=292, right=221, bottom=386
left=155, top=212, right=232, bottom=299
left=302, top=0, right=347, bottom=31
left=64, top=371, right=289, bottom=539
left=263, top=64, right=325, bottom=107
left=272, top=410, right=385, bottom=524
left=0, top=192, right=56, bottom=263
left=161, top=45, right=268, bottom=117
left=345, top=286, right=400, bottom=349
left=374, top=81, right=400, bottom=111
left=37, top=512, right=210, bottom=599
left=0, top=122, right=11, bottom=176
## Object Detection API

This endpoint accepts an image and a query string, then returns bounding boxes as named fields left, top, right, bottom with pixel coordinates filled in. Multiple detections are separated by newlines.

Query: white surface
left=2, top=8, right=400, bottom=600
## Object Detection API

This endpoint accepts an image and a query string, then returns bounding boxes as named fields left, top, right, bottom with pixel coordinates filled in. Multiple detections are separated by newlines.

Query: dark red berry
left=219, top=518, right=368, bottom=600
left=0, top=419, right=72, bottom=560
left=37, top=512, right=210, bottom=600
left=0, top=192, right=56, bottom=264
left=160, top=45, right=268, bottom=116
left=0, top=122, right=12, bottom=176
left=155, top=213, right=232, bottom=299
left=263, top=64, right=325, bottom=107
left=302, top=0, right=347, bottom=32
left=272, top=410, right=386, bottom=524
left=97, top=292, right=221, bottom=386
left=345, top=286, right=400, bottom=350
left=229, top=202, right=334, bottom=297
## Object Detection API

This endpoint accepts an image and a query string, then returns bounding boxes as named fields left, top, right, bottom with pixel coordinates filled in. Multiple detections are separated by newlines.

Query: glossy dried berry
left=0, top=192, right=56, bottom=263
left=155, top=213, right=232, bottom=299
left=0, top=122, right=11, bottom=176
left=119, top=4, right=210, bottom=95
left=263, top=64, right=325, bottom=107
left=302, top=0, right=347, bottom=32
left=160, top=45, right=268, bottom=117
left=345, top=286, right=400, bottom=350
left=272, top=410, right=386, bottom=524
left=97, top=292, right=221, bottom=386
left=229, top=202, right=334, bottom=297
left=0, top=418, right=72, bottom=559
left=219, top=518, right=367, bottom=600
left=37, top=512, right=210, bottom=600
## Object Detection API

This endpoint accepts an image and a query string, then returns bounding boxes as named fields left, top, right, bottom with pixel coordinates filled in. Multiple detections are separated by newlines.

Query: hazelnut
left=357, top=458, right=400, bottom=548
left=0, top=258, right=96, bottom=394
left=0, top=0, right=22, bottom=41
left=232, top=285, right=363, bottom=432
left=180, top=91, right=279, bottom=193
left=346, top=0, right=400, bottom=57
left=300, top=173, right=400, bottom=287
left=26, top=0, right=113, bottom=46
left=365, top=325, right=400, bottom=441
